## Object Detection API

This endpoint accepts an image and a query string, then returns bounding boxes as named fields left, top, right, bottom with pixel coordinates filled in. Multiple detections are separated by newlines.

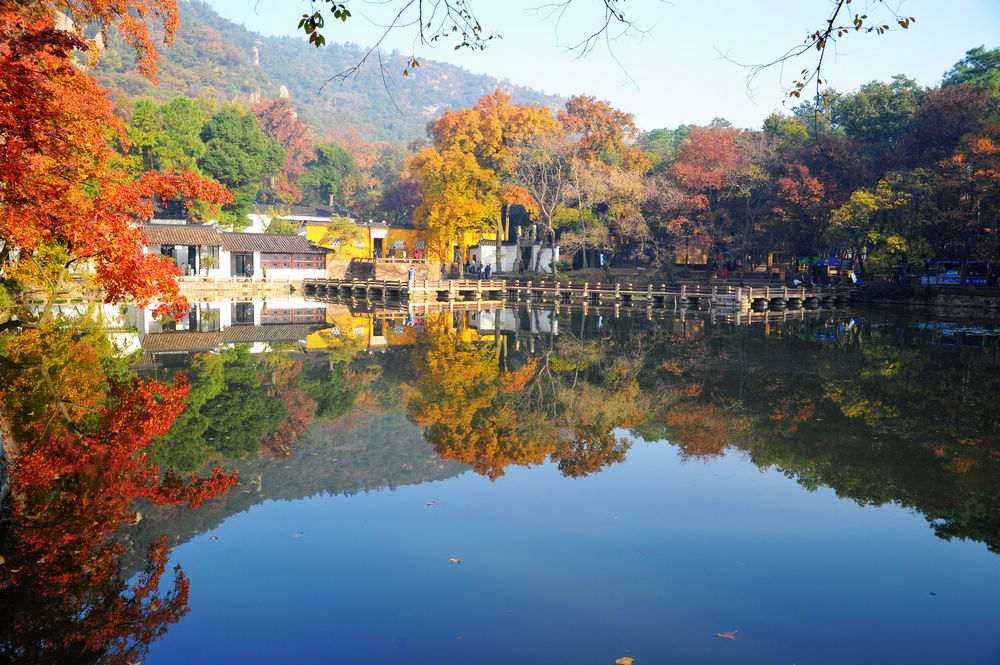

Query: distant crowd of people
left=374, top=247, right=423, bottom=260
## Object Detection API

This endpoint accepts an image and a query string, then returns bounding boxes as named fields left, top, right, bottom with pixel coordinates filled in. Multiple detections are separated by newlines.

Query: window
left=261, top=253, right=290, bottom=269
left=260, top=307, right=326, bottom=324
left=261, top=253, right=324, bottom=269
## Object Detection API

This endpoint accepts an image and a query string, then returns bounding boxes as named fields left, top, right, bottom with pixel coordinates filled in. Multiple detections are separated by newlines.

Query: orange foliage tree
left=407, top=319, right=551, bottom=479
left=0, top=3, right=236, bottom=660
left=408, top=319, right=642, bottom=479
left=414, top=91, right=560, bottom=267
left=0, top=0, right=231, bottom=323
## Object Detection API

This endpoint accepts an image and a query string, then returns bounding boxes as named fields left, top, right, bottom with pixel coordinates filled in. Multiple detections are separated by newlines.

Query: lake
left=4, top=302, right=1000, bottom=664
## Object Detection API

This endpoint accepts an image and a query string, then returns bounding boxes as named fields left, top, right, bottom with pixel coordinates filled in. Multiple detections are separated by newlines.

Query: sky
left=201, top=0, right=1000, bottom=131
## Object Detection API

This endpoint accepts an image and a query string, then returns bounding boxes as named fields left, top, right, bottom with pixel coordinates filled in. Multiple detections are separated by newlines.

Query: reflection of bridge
left=304, top=278, right=506, bottom=302
left=303, top=278, right=854, bottom=312
left=545, top=301, right=851, bottom=325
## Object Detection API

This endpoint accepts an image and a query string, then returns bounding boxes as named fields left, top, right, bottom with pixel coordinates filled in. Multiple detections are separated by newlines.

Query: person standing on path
left=484, top=264, right=492, bottom=280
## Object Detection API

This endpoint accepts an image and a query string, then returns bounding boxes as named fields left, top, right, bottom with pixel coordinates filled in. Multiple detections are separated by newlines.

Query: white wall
left=144, top=244, right=228, bottom=277
left=470, top=243, right=558, bottom=273
left=263, top=268, right=328, bottom=279
left=244, top=214, right=270, bottom=233
left=467, top=308, right=520, bottom=332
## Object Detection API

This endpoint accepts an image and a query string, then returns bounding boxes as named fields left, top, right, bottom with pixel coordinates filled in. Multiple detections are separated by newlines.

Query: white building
left=468, top=241, right=559, bottom=274
left=245, top=203, right=358, bottom=233
left=142, top=224, right=330, bottom=279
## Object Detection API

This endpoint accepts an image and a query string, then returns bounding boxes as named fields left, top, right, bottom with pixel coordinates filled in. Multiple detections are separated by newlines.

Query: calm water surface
left=146, top=441, right=998, bottom=665
left=7, top=303, right=1000, bottom=664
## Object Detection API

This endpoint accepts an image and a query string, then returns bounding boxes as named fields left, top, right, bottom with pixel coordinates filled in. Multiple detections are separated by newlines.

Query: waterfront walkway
left=303, top=277, right=854, bottom=311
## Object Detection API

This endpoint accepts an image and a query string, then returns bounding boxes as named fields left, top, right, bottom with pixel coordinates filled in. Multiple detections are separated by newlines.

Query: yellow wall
left=304, top=220, right=498, bottom=263
left=306, top=309, right=494, bottom=350
left=305, top=223, right=371, bottom=260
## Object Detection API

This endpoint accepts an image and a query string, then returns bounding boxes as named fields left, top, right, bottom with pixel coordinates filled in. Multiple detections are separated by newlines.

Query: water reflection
left=132, top=300, right=1000, bottom=555
left=2, top=301, right=999, bottom=662
left=0, top=316, right=235, bottom=664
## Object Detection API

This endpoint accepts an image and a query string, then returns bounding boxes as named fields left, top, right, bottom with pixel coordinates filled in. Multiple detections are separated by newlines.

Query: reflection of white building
left=128, top=298, right=327, bottom=335
left=467, top=308, right=557, bottom=335
left=129, top=297, right=329, bottom=367
left=141, top=224, right=329, bottom=279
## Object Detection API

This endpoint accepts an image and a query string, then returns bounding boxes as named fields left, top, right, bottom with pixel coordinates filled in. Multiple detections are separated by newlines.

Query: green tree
left=128, top=99, right=161, bottom=173
left=198, top=106, right=285, bottom=226
left=126, top=96, right=213, bottom=176
left=155, top=96, right=213, bottom=171
left=153, top=347, right=287, bottom=468
left=943, top=45, right=1000, bottom=94
left=298, top=143, right=363, bottom=206
left=151, top=352, right=226, bottom=472
left=832, top=75, right=925, bottom=167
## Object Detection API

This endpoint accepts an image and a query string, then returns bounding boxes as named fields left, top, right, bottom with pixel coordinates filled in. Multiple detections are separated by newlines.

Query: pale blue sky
left=201, top=0, right=999, bottom=130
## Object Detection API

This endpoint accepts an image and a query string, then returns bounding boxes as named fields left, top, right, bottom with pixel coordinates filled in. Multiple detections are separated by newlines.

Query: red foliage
left=670, top=126, right=742, bottom=194
left=0, top=2, right=231, bottom=318
left=253, top=97, right=314, bottom=203
left=50, top=0, right=179, bottom=81
left=1, top=369, right=236, bottom=663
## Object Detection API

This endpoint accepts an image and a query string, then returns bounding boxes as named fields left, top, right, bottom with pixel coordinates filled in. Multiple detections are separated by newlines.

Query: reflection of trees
left=408, top=319, right=550, bottom=479
left=153, top=347, right=286, bottom=471
left=410, top=308, right=1000, bottom=553
left=0, top=320, right=236, bottom=663
left=634, top=314, right=1000, bottom=553
left=408, top=315, right=646, bottom=479
left=152, top=341, right=368, bottom=468
left=813, top=330, right=1000, bottom=551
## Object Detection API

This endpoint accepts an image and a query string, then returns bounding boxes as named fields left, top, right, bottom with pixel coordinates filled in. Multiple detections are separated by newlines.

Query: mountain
left=120, top=410, right=467, bottom=579
left=93, top=0, right=565, bottom=144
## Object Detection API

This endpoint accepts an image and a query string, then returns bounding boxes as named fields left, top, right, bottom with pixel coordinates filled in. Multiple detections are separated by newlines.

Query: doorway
left=233, top=253, right=252, bottom=277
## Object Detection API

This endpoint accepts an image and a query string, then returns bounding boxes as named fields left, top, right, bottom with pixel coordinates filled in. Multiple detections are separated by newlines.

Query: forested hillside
left=92, top=0, right=563, bottom=143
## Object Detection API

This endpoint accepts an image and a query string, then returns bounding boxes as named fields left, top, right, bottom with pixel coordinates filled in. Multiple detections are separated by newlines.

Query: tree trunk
left=548, top=227, right=557, bottom=276
left=530, top=225, right=541, bottom=272
left=494, top=207, right=505, bottom=274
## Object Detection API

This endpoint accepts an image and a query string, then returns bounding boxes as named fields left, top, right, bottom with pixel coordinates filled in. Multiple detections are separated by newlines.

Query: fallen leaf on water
left=427, top=501, right=437, bottom=506
left=293, top=532, right=305, bottom=538
left=449, top=557, right=462, bottom=564
left=929, top=591, right=937, bottom=596
left=615, top=657, right=634, bottom=664
left=457, top=636, right=463, bottom=640
left=209, top=536, right=218, bottom=541
left=715, top=630, right=738, bottom=640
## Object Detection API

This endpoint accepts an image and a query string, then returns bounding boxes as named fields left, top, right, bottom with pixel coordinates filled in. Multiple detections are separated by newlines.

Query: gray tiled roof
left=219, top=232, right=325, bottom=254
left=139, top=324, right=322, bottom=352
left=142, top=224, right=222, bottom=246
